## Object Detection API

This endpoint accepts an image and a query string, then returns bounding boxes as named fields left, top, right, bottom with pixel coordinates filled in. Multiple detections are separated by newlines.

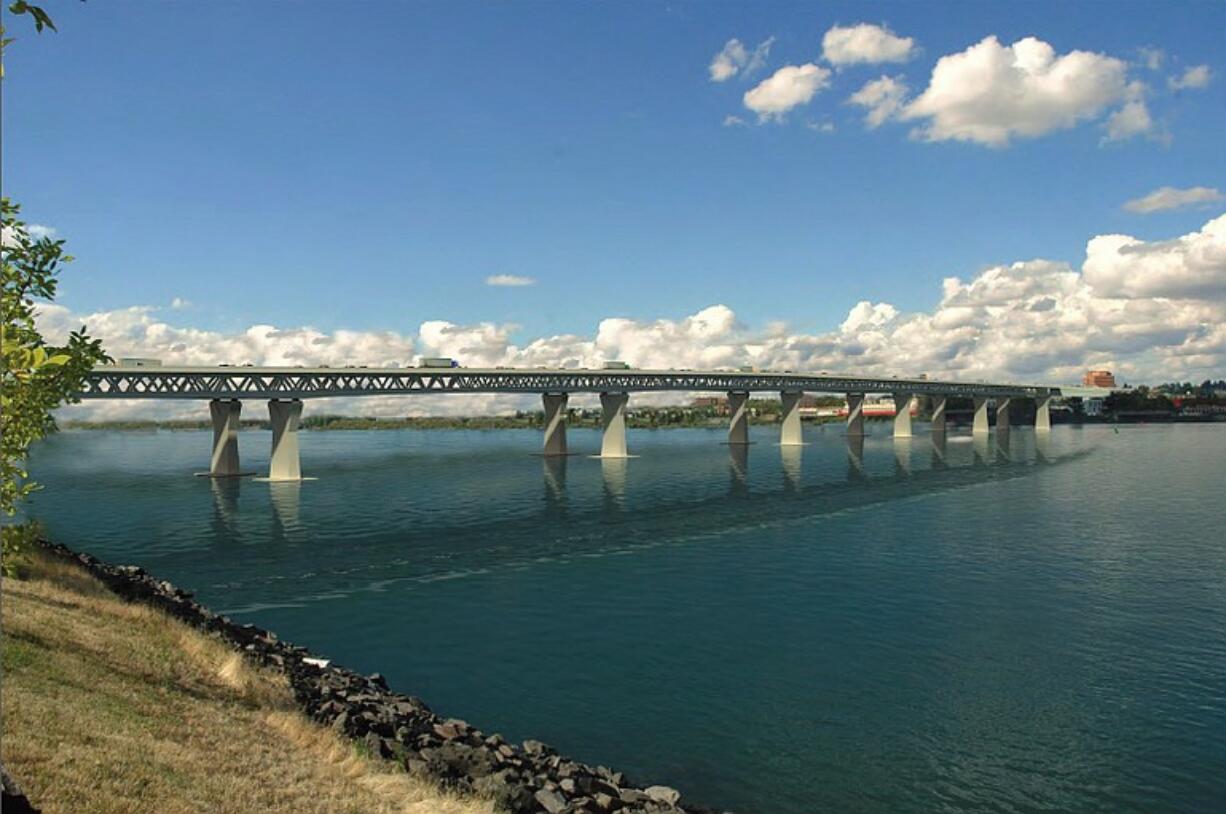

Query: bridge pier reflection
left=209, top=476, right=242, bottom=536
left=600, top=457, right=627, bottom=509
left=543, top=455, right=568, bottom=513
left=269, top=480, right=303, bottom=538
left=893, top=437, right=913, bottom=477
left=846, top=434, right=866, bottom=481
left=781, top=444, right=802, bottom=492
left=930, top=432, right=948, bottom=470
left=728, top=443, right=749, bottom=496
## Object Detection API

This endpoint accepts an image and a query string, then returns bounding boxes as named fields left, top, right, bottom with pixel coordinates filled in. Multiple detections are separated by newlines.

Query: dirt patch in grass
left=1, top=548, right=496, bottom=814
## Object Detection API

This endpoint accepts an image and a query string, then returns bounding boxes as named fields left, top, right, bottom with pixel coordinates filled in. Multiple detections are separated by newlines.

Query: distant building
left=116, top=357, right=162, bottom=367
left=1083, top=397, right=1106, bottom=417
left=1083, top=369, right=1116, bottom=388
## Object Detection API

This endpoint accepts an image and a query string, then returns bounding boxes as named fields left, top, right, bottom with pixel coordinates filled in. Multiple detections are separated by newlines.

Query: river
left=25, top=423, right=1226, bottom=813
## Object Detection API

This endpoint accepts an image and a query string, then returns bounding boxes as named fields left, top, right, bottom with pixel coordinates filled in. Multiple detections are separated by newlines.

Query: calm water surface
left=25, top=424, right=1226, bottom=813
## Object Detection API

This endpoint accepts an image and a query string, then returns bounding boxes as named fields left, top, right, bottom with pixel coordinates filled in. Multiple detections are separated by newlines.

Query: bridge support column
left=846, top=393, right=865, bottom=437
left=1034, top=395, right=1052, bottom=432
left=268, top=399, right=303, bottom=481
left=208, top=399, right=243, bottom=476
left=996, top=397, right=1012, bottom=433
left=599, top=392, right=629, bottom=458
left=727, top=390, right=750, bottom=445
left=779, top=391, right=803, bottom=446
left=542, top=393, right=569, bottom=455
left=972, top=397, right=989, bottom=435
left=930, top=395, right=947, bottom=434
left=893, top=393, right=915, bottom=438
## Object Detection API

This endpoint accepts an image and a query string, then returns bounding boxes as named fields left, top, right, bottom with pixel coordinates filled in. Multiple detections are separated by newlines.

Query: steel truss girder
left=77, top=368, right=1057, bottom=401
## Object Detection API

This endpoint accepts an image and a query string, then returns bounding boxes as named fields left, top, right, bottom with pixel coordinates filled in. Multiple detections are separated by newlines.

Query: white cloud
left=902, top=35, right=1135, bottom=146
left=170, top=297, right=192, bottom=310
left=485, top=274, right=536, bottom=287
left=708, top=36, right=774, bottom=82
left=1168, top=64, right=1211, bottom=90
left=743, top=63, right=832, bottom=122
left=1082, top=213, right=1226, bottom=299
left=1103, top=98, right=1155, bottom=142
left=722, top=114, right=747, bottom=127
left=822, top=23, right=916, bottom=66
left=43, top=216, right=1226, bottom=420
left=805, top=120, right=836, bottom=134
left=848, top=75, right=909, bottom=128
left=1138, top=47, right=1165, bottom=71
left=1123, top=186, right=1224, bottom=214
left=27, top=224, right=57, bottom=240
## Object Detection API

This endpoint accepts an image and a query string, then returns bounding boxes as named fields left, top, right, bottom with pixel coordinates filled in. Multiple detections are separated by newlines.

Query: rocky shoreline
left=37, top=540, right=725, bottom=814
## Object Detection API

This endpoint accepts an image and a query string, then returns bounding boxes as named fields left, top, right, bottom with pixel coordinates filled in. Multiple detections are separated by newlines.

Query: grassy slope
left=1, top=549, right=495, bottom=814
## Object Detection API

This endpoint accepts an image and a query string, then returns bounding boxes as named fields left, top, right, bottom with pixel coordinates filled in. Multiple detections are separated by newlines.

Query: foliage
left=3, top=198, right=109, bottom=572
left=1, top=2, right=59, bottom=77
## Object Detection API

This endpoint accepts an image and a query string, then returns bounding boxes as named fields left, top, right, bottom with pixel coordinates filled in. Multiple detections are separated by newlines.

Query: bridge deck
left=79, top=366, right=1058, bottom=400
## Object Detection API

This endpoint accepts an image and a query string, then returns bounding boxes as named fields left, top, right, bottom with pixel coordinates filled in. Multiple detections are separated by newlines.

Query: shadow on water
left=211, top=435, right=1093, bottom=613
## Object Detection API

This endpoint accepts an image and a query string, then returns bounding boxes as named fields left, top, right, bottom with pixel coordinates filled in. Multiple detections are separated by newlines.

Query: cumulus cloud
left=1103, top=96, right=1156, bottom=143
left=485, top=274, right=536, bottom=287
left=43, top=215, right=1226, bottom=420
left=170, top=297, right=192, bottom=310
left=722, top=114, right=747, bottom=127
left=848, top=75, right=909, bottom=128
left=822, top=23, right=916, bottom=66
left=1123, top=186, right=1223, bottom=213
left=1083, top=213, right=1226, bottom=299
left=902, top=35, right=1137, bottom=146
left=743, top=63, right=832, bottom=122
left=27, top=224, right=57, bottom=240
left=708, top=36, right=774, bottom=82
left=1169, top=64, right=1211, bottom=90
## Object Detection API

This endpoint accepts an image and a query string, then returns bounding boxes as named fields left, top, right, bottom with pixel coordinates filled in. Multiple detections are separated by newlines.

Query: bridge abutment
left=996, top=397, right=1012, bottom=433
left=727, top=391, right=750, bottom=445
left=542, top=393, right=569, bottom=456
left=779, top=391, right=803, bottom=445
left=1035, top=395, right=1052, bottom=431
left=846, top=393, right=865, bottom=437
left=268, top=399, right=304, bottom=481
left=893, top=393, right=916, bottom=438
left=599, top=392, right=629, bottom=458
left=972, top=396, right=990, bottom=435
left=930, top=395, right=947, bottom=434
left=208, top=399, right=244, bottom=476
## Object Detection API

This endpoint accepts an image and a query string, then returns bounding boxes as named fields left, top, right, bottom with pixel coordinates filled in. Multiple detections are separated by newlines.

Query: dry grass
left=1, top=548, right=496, bottom=814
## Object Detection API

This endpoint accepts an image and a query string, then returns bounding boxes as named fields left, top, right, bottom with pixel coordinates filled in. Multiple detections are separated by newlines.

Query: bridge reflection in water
left=204, top=428, right=1076, bottom=580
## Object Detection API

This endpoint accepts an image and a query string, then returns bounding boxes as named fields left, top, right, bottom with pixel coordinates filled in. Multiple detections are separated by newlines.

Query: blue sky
left=5, top=1, right=1226, bottom=393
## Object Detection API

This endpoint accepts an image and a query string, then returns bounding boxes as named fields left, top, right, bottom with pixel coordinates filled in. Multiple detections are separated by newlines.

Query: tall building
left=1082, top=369, right=1116, bottom=388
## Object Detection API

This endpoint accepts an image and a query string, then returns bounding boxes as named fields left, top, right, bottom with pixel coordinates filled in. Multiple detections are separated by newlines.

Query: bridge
left=78, top=364, right=1072, bottom=481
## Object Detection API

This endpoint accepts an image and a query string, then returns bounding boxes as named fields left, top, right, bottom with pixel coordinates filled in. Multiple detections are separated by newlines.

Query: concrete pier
left=599, top=392, right=629, bottom=458
left=930, top=395, right=947, bottom=434
left=1035, top=395, right=1052, bottom=431
left=728, top=390, right=750, bottom=445
left=268, top=399, right=303, bottom=481
left=779, top=391, right=804, bottom=445
left=542, top=393, right=569, bottom=456
left=893, top=393, right=916, bottom=438
left=972, top=396, right=990, bottom=435
left=846, top=392, right=865, bottom=437
left=996, top=397, right=1012, bottom=433
left=208, top=399, right=243, bottom=476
